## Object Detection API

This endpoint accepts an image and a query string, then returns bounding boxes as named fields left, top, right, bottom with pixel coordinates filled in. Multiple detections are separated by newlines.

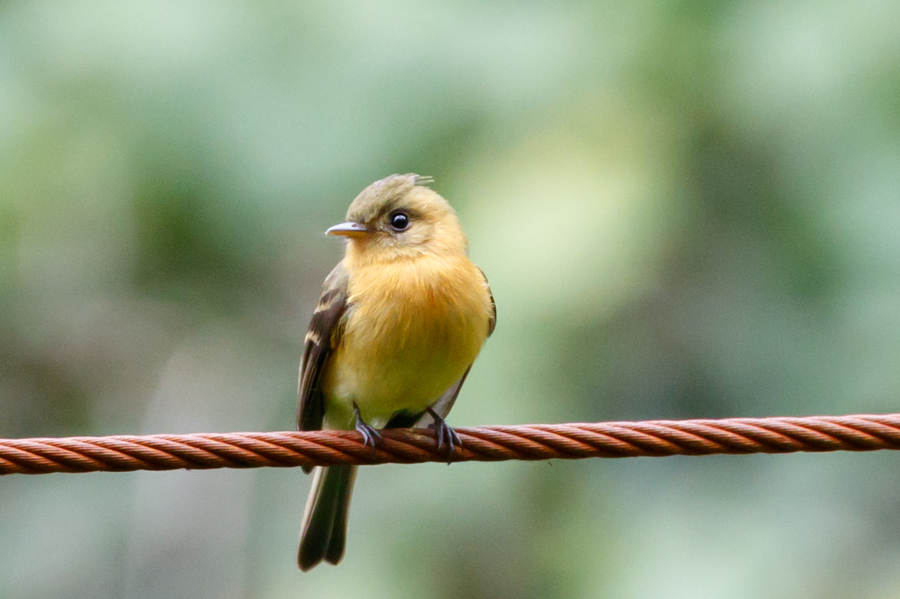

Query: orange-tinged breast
left=320, top=254, right=492, bottom=429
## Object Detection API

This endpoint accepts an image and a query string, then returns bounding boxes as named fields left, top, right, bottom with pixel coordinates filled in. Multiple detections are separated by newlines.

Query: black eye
left=389, top=211, right=410, bottom=231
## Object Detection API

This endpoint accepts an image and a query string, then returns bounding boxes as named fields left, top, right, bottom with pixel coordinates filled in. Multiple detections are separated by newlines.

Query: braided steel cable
left=2, top=413, right=900, bottom=475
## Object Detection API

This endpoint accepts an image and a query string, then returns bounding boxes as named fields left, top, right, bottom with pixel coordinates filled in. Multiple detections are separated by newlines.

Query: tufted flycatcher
left=296, top=174, right=496, bottom=571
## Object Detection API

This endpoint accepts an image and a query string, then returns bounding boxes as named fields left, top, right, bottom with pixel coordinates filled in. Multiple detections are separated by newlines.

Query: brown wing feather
left=298, top=262, right=350, bottom=434
left=478, top=266, right=496, bottom=337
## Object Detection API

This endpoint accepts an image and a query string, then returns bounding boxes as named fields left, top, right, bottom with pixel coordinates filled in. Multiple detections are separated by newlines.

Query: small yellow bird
left=297, top=174, right=496, bottom=570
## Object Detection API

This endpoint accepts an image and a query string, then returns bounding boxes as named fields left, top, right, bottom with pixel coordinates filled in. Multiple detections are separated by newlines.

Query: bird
left=296, top=173, right=496, bottom=571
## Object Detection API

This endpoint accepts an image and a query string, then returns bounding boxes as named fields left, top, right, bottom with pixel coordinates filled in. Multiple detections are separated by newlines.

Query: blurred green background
left=2, top=1, right=900, bottom=597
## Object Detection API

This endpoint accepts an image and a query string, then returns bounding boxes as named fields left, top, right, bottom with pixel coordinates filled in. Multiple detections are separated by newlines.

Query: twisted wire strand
left=2, top=413, right=900, bottom=476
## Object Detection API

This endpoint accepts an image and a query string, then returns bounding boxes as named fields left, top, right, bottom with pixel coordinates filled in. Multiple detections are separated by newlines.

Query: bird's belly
left=321, top=286, right=487, bottom=429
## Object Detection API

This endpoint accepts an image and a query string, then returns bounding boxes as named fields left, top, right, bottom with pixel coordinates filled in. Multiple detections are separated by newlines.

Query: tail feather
left=298, top=465, right=357, bottom=571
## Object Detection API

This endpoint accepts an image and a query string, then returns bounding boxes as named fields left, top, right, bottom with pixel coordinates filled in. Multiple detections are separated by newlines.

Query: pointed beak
left=326, top=221, right=369, bottom=238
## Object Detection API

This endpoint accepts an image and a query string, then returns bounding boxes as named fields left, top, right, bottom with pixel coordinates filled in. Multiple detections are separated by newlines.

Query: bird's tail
left=298, top=465, right=358, bottom=571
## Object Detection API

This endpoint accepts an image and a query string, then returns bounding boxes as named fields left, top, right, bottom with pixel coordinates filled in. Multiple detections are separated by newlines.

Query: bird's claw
left=427, top=407, right=461, bottom=462
left=354, top=402, right=382, bottom=454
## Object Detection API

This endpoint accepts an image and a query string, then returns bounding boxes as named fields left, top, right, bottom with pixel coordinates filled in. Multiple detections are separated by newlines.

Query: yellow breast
left=321, top=254, right=492, bottom=429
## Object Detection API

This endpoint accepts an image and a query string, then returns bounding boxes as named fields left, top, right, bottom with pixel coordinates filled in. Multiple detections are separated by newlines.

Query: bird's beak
left=326, top=221, right=369, bottom=238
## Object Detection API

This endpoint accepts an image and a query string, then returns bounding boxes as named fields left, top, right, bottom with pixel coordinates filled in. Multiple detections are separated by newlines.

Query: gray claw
left=426, top=407, right=461, bottom=462
left=354, top=402, right=382, bottom=454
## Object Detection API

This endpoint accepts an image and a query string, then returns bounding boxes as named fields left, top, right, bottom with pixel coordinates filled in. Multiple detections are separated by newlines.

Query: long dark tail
left=298, top=465, right=357, bottom=571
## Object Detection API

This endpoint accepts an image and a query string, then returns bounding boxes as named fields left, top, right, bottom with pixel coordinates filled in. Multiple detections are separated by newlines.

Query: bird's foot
left=426, top=407, right=462, bottom=462
left=353, top=402, right=382, bottom=453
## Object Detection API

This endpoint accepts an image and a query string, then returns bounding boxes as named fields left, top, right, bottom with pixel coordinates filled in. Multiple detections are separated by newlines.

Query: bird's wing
left=298, top=262, right=350, bottom=433
left=480, top=266, right=496, bottom=337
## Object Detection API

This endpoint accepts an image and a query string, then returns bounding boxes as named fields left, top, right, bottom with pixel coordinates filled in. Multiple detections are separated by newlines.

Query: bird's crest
left=413, top=175, right=434, bottom=187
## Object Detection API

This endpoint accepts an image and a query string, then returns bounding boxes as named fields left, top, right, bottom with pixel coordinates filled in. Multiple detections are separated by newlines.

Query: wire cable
left=3, top=413, right=899, bottom=475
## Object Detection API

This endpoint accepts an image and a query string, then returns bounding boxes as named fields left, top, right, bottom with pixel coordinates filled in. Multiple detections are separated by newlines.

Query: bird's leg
left=353, top=402, right=381, bottom=453
left=426, top=407, right=462, bottom=461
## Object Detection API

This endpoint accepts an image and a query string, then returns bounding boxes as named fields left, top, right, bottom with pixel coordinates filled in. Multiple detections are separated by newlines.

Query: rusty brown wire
left=2, top=413, right=900, bottom=475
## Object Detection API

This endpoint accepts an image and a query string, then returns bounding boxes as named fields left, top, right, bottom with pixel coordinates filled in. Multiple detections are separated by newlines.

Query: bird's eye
left=389, top=211, right=410, bottom=231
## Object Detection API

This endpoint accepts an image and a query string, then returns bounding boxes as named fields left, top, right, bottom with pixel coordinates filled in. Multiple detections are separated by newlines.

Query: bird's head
left=327, top=174, right=468, bottom=263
